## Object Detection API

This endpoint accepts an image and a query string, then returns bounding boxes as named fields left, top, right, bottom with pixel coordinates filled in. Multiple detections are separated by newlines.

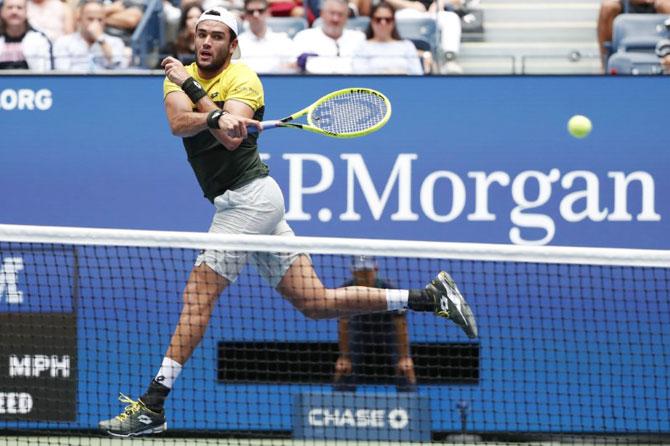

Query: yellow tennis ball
left=567, top=115, right=592, bottom=139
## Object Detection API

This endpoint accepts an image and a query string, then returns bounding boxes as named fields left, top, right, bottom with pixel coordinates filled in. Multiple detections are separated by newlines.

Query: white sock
left=385, top=289, right=409, bottom=311
left=155, top=357, right=182, bottom=389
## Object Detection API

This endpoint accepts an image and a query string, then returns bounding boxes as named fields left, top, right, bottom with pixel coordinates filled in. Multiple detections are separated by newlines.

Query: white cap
left=196, top=7, right=241, bottom=58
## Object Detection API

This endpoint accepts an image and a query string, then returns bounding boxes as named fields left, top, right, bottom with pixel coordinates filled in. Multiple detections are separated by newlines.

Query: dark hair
left=365, top=1, right=401, bottom=41
left=175, top=1, right=203, bottom=54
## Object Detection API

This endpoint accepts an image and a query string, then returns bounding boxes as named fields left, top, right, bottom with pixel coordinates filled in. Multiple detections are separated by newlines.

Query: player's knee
left=288, top=296, right=326, bottom=319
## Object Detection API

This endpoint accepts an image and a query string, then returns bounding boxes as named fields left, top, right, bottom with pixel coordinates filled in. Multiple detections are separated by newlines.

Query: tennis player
left=99, top=6, right=477, bottom=437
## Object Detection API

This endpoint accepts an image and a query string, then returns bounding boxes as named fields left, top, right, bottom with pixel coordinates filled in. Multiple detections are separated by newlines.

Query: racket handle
left=248, top=120, right=281, bottom=134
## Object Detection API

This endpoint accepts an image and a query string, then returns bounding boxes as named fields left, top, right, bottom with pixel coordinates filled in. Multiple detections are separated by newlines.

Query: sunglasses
left=245, top=7, right=266, bottom=14
left=372, top=16, right=394, bottom=24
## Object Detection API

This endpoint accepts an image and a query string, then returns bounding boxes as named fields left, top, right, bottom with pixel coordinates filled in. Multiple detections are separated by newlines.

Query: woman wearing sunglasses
left=351, top=1, right=423, bottom=75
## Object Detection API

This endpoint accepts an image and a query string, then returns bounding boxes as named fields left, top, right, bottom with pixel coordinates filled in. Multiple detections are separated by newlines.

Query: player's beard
left=196, top=46, right=229, bottom=75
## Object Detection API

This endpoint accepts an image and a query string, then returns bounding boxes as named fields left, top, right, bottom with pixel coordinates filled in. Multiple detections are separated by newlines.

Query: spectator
left=292, top=0, right=364, bottom=73
left=0, top=0, right=52, bottom=70
left=597, top=0, right=670, bottom=69
left=386, top=0, right=463, bottom=73
left=158, top=1, right=202, bottom=67
left=267, top=0, right=303, bottom=18
left=305, top=0, right=371, bottom=25
left=102, top=0, right=145, bottom=45
left=333, top=256, right=417, bottom=393
left=27, top=0, right=74, bottom=41
left=352, top=1, right=423, bottom=74
left=53, top=0, right=129, bottom=70
left=656, top=38, right=670, bottom=73
left=237, top=0, right=299, bottom=73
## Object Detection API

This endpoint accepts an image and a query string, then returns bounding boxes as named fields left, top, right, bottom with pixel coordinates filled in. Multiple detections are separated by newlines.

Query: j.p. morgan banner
left=1, top=75, right=668, bottom=248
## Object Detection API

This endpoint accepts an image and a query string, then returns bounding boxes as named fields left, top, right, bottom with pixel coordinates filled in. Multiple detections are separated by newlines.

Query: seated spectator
left=102, top=0, right=145, bottom=45
left=385, top=0, right=463, bottom=73
left=352, top=1, right=423, bottom=74
left=656, top=37, right=670, bottom=73
left=237, top=0, right=299, bottom=73
left=0, top=0, right=52, bottom=70
left=597, top=0, right=670, bottom=69
left=268, top=0, right=303, bottom=17
left=292, top=0, right=365, bottom=73
left=305, top=0, right=371, bottom=25
left=53, top=0, right=129, bottom=70
left=28, top=0, right=75, bottom=41
left=157, top=1, right=202, bottom=67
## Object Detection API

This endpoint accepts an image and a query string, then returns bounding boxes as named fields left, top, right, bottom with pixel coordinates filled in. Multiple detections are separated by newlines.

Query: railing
left=130, top=0, right=165, bottom=69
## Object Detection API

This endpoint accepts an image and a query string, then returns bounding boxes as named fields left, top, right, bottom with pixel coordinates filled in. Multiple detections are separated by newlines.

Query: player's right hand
left=218, top=113, right=261, bottom=139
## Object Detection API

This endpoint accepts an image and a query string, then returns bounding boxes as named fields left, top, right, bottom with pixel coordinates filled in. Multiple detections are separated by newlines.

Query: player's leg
left=99, top=186, right=264, bottom=437
left=275, top=255, right=478, bottom=337
left=98, top=264, right=229, bottom=437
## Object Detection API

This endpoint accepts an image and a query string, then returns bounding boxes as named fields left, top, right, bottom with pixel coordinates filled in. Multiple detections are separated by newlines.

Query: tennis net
left=0, top=223, right=668, bottom=445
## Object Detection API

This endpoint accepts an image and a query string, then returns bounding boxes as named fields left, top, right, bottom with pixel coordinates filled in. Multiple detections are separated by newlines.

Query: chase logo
left=307, top=408, right=409, bottom=430
left=0, top=257, right=25, bottom=304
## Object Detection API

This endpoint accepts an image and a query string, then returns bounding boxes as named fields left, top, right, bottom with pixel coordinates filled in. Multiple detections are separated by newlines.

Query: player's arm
left=392, top=313, right=411, bottom=359
left=393, top=312, right=416, bottom=383
left=338, top=318, right=351, bottom=357
left=162, top=56, right=260, bottom=150
left=334, top=318, right=353, bottom=380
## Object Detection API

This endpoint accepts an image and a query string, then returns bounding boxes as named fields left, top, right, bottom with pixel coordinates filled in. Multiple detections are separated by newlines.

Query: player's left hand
left=161, top=56, right=189, bottom=86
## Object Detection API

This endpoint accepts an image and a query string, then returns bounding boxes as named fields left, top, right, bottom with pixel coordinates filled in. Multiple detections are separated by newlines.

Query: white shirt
left=237, top=28, right=298, bottom=74
left=352, top=39, right=423, bottom=75
left=27, top=0, right=71, bottom=41
left=292, top=26, right=365, bottom=74
left=0, top=29, right=52, bottom=71
left=53, top=32, right=128, bottom=72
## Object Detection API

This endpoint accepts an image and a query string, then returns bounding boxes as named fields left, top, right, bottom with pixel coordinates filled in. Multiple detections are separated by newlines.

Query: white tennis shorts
left=195, top=176, right=302, bottom=288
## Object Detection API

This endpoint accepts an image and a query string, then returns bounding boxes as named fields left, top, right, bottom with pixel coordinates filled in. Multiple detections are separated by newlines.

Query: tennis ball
left=567, top=115, right=592, bottom=139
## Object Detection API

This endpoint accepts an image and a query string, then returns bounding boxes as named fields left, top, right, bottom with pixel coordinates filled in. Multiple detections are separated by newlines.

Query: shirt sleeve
left=163, top=76, right=181, bottom=100
left=404, top=40, right=424, bottom=76
left=224, top=65, right=264, bottom=111
left=52, top=37, right=69, bottom=71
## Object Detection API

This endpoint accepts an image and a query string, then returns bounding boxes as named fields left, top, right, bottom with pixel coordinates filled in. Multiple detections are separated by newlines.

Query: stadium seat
left=130, top=0, right=165, bottom=68
left=266, top=17, right=309, bottom=39
left=611, top=14, right=670, bottom=54
left=607, top=51, right=664, bottom=74
left=396, top=17, right=439, bottom=52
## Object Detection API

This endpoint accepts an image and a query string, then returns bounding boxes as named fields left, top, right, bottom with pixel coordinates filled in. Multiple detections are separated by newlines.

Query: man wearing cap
left=334, top=256, right=417, bottom=392
left=99, top=5, right=477, bottom=437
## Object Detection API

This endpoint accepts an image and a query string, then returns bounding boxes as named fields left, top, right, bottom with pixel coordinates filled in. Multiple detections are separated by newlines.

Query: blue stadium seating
left=130, top=0, right=165, bottom=68
left=396, top=17, right=439, bottom=52
left=607, top=51, right=664, bottom=74
left=266, top=17, right=309, bottom=39
left=611, top=14, right=670, bottom=54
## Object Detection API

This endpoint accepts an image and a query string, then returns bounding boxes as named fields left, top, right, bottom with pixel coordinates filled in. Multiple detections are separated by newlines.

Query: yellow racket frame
left=259, top=88, right=392, bottom=138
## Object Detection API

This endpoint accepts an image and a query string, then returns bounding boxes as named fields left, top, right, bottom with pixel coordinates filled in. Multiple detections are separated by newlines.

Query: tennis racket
left=249, top=88, right=392, bottom=138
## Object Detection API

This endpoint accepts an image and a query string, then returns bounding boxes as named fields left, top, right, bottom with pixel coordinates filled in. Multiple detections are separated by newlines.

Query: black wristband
left=207, top=109, right=224, bottom=129
left=181, top=77, right=207, bottom=103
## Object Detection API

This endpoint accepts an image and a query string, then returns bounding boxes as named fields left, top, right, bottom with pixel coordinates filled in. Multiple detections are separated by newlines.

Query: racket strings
left=310, top=91, right=389, bottom=135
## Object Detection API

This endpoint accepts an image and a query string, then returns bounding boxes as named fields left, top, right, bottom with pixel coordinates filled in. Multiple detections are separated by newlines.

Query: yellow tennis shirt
left=164, top=62, right=268, bottom=202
